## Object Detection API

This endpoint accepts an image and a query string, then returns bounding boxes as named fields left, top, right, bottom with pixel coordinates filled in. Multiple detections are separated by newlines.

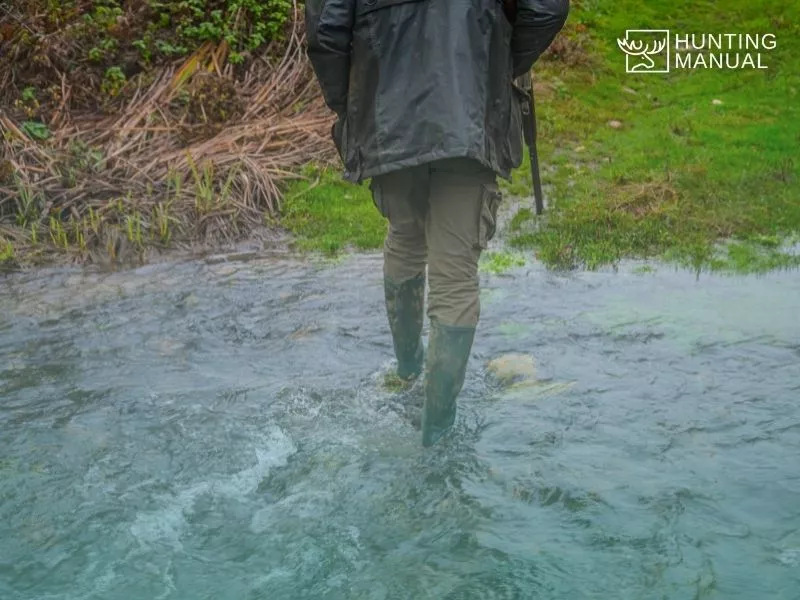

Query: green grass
left=283, top=0, right=799, bottom=272
left=281, top=165, right=386, bottom=254
left=509, top=0, right=800, bottom=272
left=480, top=250, right=527, bottom=274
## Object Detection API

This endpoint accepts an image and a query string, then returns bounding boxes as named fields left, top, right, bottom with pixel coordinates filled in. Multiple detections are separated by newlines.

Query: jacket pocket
left=369, top=179, right=390, bottom=219
left=477, top=183, right=502, bottom=250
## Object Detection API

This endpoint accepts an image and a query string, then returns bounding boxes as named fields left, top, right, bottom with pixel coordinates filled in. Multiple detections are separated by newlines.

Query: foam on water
left=129, top=427, right=296, bottom=549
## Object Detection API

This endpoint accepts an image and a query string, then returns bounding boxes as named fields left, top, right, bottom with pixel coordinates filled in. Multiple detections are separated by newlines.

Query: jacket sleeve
left=511, top=0, right=570, bottom=78
left=305, top=0, right=356, bottom=116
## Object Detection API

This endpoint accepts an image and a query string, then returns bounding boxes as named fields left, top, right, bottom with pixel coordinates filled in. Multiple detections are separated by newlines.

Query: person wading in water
left=305, top=0, right=569, bottom=446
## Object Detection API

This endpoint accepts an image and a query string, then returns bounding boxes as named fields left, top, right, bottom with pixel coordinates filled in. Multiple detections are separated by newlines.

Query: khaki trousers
left=370, top=158, right=501, bottom=328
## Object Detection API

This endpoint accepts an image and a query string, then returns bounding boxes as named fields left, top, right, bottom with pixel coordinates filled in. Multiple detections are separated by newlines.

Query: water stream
left=1, top=254, right=798, bottom=599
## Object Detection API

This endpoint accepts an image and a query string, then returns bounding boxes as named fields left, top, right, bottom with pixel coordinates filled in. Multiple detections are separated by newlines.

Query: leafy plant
left=156, top=40, right=187, bottom=56
left=101, top=67, right=127, bottom=97
left=85, top=2, right=123, bottom=29
left=132, top=39, right=152, bottom=62
left=149, top=0, right=293, bottom=58
left=14, top=87, right=41, bottom=119
left=88, top=38, right=118, bottom=62
left=21, top=87, right=37, bottom=103
left=21, top=121, right=51, bottom=141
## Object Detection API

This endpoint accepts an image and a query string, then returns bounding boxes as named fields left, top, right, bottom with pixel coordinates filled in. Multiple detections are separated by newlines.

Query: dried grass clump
left=611, top=181, right=680, bottom=219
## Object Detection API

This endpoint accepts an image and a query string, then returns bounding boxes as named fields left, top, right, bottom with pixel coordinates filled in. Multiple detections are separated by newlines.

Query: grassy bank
left=3, top=0, right=798, bottom=273
left=282, top=0, right=800, bottom=273
left=508, top=0, right=800, bottom=272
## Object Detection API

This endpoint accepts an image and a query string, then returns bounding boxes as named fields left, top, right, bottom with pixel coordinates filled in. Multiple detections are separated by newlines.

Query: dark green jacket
left=306, top=0, right=569, bottom=182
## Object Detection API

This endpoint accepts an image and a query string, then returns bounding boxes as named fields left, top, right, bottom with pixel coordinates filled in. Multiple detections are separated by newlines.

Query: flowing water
left=1, top=254, right=799, bottom=599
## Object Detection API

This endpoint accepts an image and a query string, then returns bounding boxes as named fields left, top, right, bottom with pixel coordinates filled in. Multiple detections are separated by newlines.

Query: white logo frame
left=617, top=29, right=671, bottom=74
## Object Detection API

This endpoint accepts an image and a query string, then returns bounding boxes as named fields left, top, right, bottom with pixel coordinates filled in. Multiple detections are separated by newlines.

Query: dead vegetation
left=543, top=21, right=594, bottom=68
left=611, top=181, right=680, bottom=219
left=0, top=3, right=335, bottom=269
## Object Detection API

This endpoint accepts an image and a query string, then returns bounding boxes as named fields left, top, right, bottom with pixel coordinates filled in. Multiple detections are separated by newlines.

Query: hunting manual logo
left=617, top=30, right=777, bottom=73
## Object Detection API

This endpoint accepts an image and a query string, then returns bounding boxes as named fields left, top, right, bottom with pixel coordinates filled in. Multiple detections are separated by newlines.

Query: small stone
left=183, top=294, right=199, bottom=307
left=205, top=254, right=227, bottom=265
left=607, top=120, right=623, bottom=129
left=205, top=251, right=259, bottom=265
left=209, top=263, right=239, bottom=276
left=712, top=99, right=723, bottom=105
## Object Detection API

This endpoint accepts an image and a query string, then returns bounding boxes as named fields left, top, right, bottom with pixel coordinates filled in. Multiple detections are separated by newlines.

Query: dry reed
left=0, top=3, right=335, bottom=267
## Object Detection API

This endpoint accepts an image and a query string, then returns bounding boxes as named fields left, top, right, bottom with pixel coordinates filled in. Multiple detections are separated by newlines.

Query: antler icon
left=617, top=37, right=667, bottom=71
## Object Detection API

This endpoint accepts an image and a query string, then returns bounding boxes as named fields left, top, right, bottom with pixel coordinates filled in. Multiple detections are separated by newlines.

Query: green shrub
left=147, top=0, right=294, bottom=58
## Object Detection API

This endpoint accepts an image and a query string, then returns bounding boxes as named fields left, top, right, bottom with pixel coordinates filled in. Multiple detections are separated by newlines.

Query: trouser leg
left=370, top=166, right=429, bottom=379
left=425, top=159, right=499, bottom=327
left=422, top=158, right=501, bottom=446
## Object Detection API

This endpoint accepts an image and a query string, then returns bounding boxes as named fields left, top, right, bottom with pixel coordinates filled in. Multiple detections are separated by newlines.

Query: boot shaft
left=384, top=272, right=426, bottom=380
left=422, top=319, right=476, bottom=447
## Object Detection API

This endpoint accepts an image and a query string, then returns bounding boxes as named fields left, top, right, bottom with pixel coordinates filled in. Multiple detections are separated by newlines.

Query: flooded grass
left=479, top=251, right=527, bottom=274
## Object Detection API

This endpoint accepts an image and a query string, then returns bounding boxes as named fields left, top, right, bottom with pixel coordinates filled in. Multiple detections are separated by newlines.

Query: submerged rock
left=487, top=353, right=576, bottom=397
left=486, top=353, right=538, bottom=387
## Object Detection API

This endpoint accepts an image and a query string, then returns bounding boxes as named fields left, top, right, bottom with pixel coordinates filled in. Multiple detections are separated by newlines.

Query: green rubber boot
left=384, top=272, right=425, bottom=381
left=421, top=319, right=476, bottom=447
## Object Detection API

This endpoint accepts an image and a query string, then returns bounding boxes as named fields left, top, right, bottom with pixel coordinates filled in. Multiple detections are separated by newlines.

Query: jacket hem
left=345, top=149, right=513, bottom=183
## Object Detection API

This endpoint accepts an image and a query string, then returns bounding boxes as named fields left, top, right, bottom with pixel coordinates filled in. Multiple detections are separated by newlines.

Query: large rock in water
left=486, top=353, right=538, bottom=387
